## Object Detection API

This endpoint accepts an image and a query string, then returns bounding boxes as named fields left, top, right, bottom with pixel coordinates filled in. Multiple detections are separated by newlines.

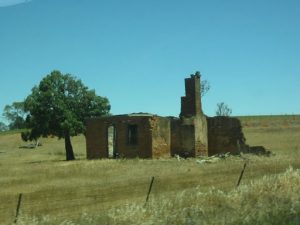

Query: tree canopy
left=24, top=70, right=110, bottom=160
left=0, top=122, right=8, bottom=132
left=2, top=102, right=26, bottom=130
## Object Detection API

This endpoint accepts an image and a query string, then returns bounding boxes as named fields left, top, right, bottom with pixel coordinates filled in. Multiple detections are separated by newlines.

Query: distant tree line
left=2, top=102, right=27, bottom=130
left=0, top=121, right=8, bottom=132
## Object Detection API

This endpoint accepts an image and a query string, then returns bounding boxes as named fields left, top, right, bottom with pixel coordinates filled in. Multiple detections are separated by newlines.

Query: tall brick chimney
left=180, top=72, right=203, bottom=117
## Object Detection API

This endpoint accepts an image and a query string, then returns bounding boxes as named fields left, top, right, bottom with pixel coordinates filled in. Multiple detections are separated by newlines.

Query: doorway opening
left=107, top=125, right=117, bottom=158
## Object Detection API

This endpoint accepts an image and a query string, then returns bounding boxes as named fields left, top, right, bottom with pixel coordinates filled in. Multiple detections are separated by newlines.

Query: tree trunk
left=65, top=133, right=75, bottom=161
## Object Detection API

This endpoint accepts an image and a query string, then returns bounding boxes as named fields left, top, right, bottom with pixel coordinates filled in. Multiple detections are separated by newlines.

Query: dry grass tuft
left=16, top=168, right=300, bottom=225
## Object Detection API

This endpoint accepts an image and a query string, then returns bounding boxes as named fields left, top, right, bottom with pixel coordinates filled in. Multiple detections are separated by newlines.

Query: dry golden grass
left=0, top=115, right=299, bottom=224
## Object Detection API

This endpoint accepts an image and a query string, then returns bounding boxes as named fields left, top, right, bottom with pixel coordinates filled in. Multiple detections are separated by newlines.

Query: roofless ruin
left=86, top=73, right=247, bottom=159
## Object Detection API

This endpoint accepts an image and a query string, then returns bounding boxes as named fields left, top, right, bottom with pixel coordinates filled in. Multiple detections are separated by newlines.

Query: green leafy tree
left=3, top=102, right=26, bottom=130
left=0, top=122, right=8, bottom=132
left=24, top=70, right=110, bottom=160
left=215, top=102, right=232, bottom=116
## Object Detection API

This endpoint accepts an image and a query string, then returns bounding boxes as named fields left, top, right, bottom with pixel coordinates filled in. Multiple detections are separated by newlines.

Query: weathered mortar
left=86, top=114, right=170, bottom=159
left=179, top=74, right=208, bottom=157
left=151, top=117, right=171, bottom=158
left=207, top=116, right=247, bottom=156
left=194, top=115, right=208, bottom=156
left=86, top=119, right=106, bottom=159
left=170, top=117, right=195, bottom=157
left=180, top=74, right=202, bottom=117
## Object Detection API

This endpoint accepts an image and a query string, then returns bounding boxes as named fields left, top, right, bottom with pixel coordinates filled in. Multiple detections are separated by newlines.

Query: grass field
left=0, top=115, right=299, bottom=224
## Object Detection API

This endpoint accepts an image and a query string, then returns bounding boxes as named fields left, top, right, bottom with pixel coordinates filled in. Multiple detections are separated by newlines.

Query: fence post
left=145, top=176, right=155, bottom=204
left=237, top=163, right=247, bottom=187
left=14, top=193, right=23, bottom=224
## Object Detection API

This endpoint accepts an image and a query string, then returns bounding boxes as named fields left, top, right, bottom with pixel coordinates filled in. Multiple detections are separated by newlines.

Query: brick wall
left=171, top=117, right=204, bottom=157
left=86, top=115, right=153, bottom=159
left=194, top=115, right=208, bottom=156
left=86, top=115, right=172, bottom=159
left=86, top=118, right=107, bottom=159
left=171, top=73, right=208, bottom=157
left=151, top=117, right=171, bottom=158
left=180, top=74, right=201, bottom=117
left=207, top=116, right=247, bottom=156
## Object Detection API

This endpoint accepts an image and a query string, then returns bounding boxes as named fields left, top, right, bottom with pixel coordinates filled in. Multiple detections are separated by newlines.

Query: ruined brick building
left=86, top=74, right=247, bottom=159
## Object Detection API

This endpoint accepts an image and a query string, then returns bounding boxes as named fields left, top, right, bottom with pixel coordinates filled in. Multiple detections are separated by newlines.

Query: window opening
left=128, top=125, right=138, bottom=145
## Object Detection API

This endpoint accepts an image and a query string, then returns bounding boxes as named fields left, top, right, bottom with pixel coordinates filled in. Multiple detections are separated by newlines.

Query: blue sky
left=1, top=0, right=299, bottom=123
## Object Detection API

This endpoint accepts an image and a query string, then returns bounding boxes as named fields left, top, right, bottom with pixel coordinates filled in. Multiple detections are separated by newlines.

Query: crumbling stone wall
left=171, top=74, right=208, bottom=157
left=86, top=118, right=106, bottom=159
left=151, top=117, right=171, bottom=158
left=86, top=115, right=171, bottom=159
left=181, top=74, right=208, bottom=157
left=85, top=73, right=254, bottom=159
left=194, top=115, right=208, bottom=156
left=207, top=116, right=247, bottom=156
left=171, top=118, right=195, bottom=157
left=180, top=74, right=202, bottom=117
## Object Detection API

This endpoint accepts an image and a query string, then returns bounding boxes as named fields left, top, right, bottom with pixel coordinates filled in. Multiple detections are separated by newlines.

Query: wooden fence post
left=237, top=163, right=247, bottom=187
left=14, top=193, right=23, bottom=224
left=145, top=176, right=155, bottom=204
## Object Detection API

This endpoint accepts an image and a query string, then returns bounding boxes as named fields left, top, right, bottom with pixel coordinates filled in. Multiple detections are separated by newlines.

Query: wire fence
left=0, top=162, right=249, bottom=224
left=0, top=176, right=158, bottom=224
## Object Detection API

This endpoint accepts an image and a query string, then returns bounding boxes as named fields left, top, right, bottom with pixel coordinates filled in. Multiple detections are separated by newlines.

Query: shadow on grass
left=19, top=143, right=42, bottom=149
left=244, top=146, right=272, bottom=156
left=26, top=159, right=80, bottom=164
